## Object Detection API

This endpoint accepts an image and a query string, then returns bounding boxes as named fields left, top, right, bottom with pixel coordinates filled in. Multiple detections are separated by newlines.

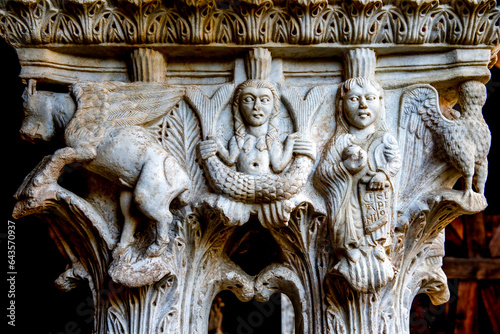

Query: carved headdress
left=343, top=48, right=377, bottom=79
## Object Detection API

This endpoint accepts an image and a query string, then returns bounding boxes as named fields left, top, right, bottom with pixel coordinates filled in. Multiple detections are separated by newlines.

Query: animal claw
left=461, top=188, right=488, bottom=211
left=462, top=188, right=474, bottom=200
left=113, top=244, right=128, bottom=258
left=146, top=242, right=167, bottom=258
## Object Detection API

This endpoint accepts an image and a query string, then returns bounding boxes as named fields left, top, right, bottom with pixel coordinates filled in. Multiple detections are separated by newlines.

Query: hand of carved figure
left=285, top=132, right=300, bottom=146
left=383, top=143, right=399, bottom=161
left=292, top=136, right=317, bottom=160
left=363, top=170, right=390, bottom=191
left=401, top=81, right=491, bottom=200
left=267, top=133, right=300, bottom=173
left=198, top=139, right=218, bottom=160
left=15, top=80, right=190, bottom=258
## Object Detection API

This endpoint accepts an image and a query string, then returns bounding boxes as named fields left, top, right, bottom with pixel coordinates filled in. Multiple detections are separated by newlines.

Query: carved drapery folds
left=4, top=0, right=498, bottom=333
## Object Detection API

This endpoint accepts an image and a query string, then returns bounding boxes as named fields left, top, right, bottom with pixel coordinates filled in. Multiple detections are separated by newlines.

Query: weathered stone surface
left=3, top=0, right=499, bottom=333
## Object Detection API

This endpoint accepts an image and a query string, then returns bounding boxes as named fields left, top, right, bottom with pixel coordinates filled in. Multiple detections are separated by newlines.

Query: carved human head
left=336, top=77, right=386, bottom=133
left=233, top=79, right=280, bottom=143
left=239, top=86, right=274, bottom=126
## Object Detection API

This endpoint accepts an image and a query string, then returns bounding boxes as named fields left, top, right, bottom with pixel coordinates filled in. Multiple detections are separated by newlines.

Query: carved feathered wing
left=397, top=84, right=452, bottom=212
left=68, top=81, right=186, bottom=148
left=69, top=81, right=186, bottom=145
left=105, top=82, right=186, bottom=126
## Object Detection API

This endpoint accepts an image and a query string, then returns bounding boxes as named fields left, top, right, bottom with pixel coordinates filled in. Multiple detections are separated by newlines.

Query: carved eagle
left=399, top=81, right=491, bottom=203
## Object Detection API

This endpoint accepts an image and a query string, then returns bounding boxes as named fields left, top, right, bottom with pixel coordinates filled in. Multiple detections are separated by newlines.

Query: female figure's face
left=343, top=82, right=381, bottom=130
left=239, top=87, right=274, bottom=127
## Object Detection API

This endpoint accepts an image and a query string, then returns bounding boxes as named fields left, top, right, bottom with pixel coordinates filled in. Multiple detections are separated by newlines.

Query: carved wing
left=105, top=82, right=186, bottom=126
left=71, top=81, right=186, bottom=128
left=67, top=81, right=186, bottom=149
left=397, top=84, right=452, bottom=212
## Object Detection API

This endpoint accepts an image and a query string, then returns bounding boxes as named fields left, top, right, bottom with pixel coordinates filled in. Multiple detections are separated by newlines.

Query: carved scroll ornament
left=4, top=1, right=498, bottom=333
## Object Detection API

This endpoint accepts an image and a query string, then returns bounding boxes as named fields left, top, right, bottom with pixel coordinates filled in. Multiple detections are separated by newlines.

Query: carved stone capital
left=4, top=1, right=498, bottom=333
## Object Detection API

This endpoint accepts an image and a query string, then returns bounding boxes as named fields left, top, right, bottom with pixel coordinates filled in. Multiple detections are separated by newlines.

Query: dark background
left=2, top=38, right=95, bottom=334
left=2, top=36, right=499, bottom=334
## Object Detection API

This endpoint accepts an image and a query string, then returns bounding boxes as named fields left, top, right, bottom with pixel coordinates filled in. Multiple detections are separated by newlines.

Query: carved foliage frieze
left=1, top=0, right=499, bottom=47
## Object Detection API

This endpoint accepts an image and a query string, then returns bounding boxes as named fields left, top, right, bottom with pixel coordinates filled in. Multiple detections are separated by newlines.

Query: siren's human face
left=343, top=83, right=382, bottom=130
left=239, top=87, right=274, bottom=127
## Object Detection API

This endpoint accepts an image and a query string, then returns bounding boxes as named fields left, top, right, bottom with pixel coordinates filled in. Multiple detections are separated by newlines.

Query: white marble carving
left=4, top=0, right=498, bottom=333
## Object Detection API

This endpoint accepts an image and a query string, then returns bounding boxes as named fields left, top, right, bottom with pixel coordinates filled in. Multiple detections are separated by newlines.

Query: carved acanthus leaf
left=162, top=100, right=207, bottom=201
left=1, top=0, right=499, bottom=46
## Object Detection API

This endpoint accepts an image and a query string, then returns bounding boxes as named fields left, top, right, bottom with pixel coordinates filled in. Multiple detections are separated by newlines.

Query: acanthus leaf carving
left=2, top=0, right=500, bottom=47
left=160, top=99, right=207, bottom=204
